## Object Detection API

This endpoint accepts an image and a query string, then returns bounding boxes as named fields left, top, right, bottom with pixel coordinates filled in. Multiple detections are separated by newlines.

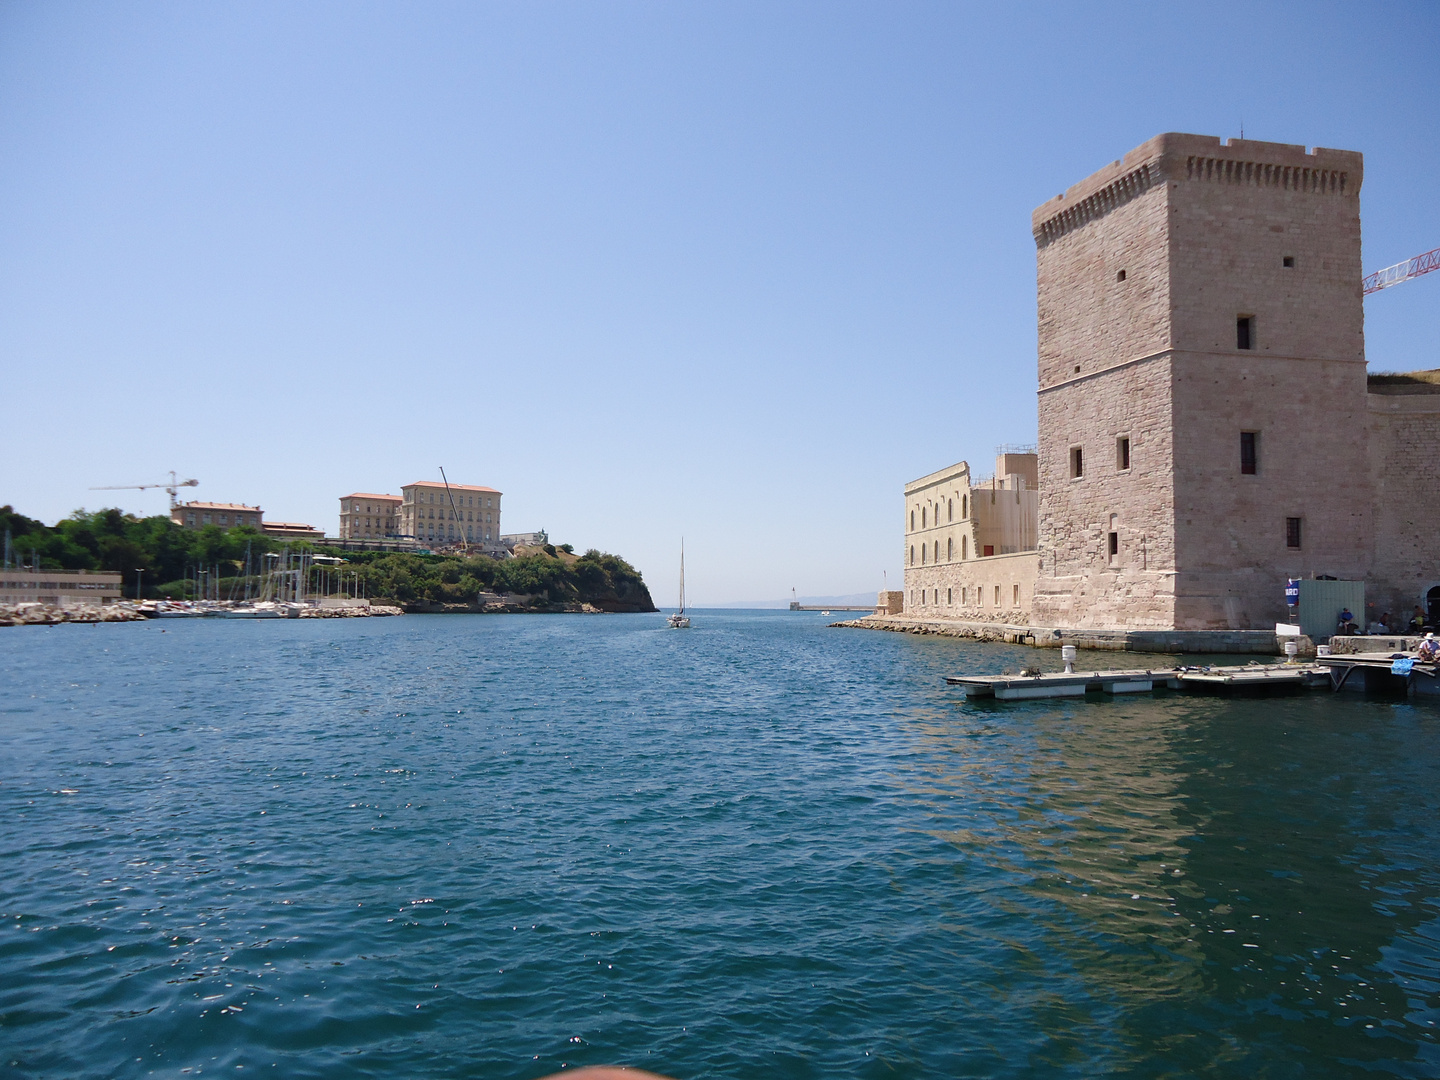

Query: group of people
left=1337, top=606, right=1433, bottom=637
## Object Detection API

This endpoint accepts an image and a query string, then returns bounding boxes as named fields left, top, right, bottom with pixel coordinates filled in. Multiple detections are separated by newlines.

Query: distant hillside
left=0, top=505, right=656, bottom=611
left=332, top=546, right=657, bottom=613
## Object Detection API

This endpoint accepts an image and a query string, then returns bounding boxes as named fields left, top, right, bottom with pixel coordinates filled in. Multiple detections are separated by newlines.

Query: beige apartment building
left=171, top=501, right=263, bottom=530
left=902, top=132, right=1440, bottom=632
left=400, top=481, right=502, bottom=547
left=0, top=568, right=123, bottom=607
left=339, top=493, right=401, bottom=539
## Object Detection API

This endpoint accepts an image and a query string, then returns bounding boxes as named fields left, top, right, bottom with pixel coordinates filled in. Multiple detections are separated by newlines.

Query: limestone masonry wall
left=905, top=552, right=1038, bottom=623
left=1367, top=393, right=1440, bottom=620
left=1033, top=132, right=1382, bottom=632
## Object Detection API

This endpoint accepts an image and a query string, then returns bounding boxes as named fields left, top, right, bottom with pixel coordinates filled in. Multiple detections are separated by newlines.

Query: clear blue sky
left=2, top=2, right=1436, bottom=604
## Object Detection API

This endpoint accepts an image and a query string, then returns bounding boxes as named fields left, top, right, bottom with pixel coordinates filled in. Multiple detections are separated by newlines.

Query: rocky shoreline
left=1, top=602, right=148, bottom=626
left=301, top=604, right=404, bottom=618
left=831, top=614, right=1307, bottom=656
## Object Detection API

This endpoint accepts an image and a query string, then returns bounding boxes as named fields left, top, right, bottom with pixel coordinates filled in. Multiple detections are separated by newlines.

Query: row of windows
left=909, top=535, right=998, bottom=565
left=1111, top=257, right=1295, bottom=286
left=909, top=495, right=970, bottom=533
left=408, top=491, right=494, bottom=509
left=410, top=509, right=494, bottom=523
left=1068, top=433, right=1262, bottom=479
left=1096, top=515, right=1301, bottom=564
left=185, top=513, right=259, bottom=527
left=911, top=584, right=1021, bottom=607
left=419, top=525, right=492, bottom=542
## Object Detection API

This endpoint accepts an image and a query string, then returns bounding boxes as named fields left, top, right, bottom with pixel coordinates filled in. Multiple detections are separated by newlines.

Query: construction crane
left=90, top=471, right=199, bottom=509
left=1363, top=246, right=1440, bottom=295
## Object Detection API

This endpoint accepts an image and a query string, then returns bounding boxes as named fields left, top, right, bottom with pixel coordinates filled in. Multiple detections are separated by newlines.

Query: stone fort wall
left=896, top=133, right=1437, bottom=634
left=1033, top=133, right=1380, bottom=631
left=1367, top=393, right=1440, bottom=623
left=904, top=552, right=1038, bottom=623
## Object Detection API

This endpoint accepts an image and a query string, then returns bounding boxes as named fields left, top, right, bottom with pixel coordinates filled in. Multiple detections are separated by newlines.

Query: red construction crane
left=1363, top=247, right=1440, bottom=295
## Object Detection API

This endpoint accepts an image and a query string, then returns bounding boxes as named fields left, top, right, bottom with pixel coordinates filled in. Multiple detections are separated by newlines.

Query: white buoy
left=1062, top=644, right=1077, bottom=674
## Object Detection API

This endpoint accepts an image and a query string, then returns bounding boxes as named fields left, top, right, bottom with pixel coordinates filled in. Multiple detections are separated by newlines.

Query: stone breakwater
left=832, top=614, right=1298, bottom=656
left=1, top=603, right=147, bottom=627
left=831, top=616, right=1038, bottom=645
left=300, top=605, right=403, bottom=618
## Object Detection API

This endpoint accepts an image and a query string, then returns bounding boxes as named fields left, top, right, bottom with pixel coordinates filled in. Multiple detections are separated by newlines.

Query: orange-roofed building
left=170, top=501, right=263, bottom=530
left=338, top=493, right=401, bottom=539
left=400, top=480, right=502, bottom=548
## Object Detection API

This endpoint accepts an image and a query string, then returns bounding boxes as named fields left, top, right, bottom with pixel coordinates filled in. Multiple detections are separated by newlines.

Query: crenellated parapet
left=1032, top=133, right=1362, bottom=248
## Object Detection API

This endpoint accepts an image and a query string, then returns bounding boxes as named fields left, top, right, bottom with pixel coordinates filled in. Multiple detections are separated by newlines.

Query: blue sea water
left=4, top=610, right=1440, bottom=1079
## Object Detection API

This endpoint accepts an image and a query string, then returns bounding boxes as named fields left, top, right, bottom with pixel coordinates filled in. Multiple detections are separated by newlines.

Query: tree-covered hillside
left=0, top=506, right=655, bottom=611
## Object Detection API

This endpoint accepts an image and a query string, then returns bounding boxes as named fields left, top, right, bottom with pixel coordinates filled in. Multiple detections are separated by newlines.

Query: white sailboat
left=667, top=540, right=691, bottom=628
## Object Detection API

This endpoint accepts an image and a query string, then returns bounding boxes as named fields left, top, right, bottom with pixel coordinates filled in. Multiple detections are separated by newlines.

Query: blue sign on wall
left=1285, top=579, right=1300, bottom=605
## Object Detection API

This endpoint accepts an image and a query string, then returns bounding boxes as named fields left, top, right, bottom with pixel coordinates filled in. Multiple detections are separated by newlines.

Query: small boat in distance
left=667, top=540, right=691, bottom=629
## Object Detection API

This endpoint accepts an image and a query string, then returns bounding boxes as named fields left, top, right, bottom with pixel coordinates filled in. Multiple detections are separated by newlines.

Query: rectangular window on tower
left=1117, top=436, right=1130, bottom=471
left=1286, top=517, right=1302, bottom=549
left=1070, top=446, right=1084, bottom=479
left=1241, top=431, right=1258, bottom=475
left=1237, top=316, right=1254, bottom=350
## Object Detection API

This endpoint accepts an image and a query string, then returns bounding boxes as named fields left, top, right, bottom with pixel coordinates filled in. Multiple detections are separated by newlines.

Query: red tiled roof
left=405, top=481, right=501, bottom=493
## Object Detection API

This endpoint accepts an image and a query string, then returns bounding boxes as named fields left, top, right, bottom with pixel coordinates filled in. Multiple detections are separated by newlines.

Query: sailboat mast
left=679, top=539, right=685, bottom=614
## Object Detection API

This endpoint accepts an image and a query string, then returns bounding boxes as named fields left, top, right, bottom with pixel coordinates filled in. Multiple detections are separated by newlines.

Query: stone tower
left=1030, top=134, right=1367, bottom=631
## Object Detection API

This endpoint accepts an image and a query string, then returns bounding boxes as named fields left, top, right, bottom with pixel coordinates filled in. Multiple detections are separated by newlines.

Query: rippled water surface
left=4, top=611, right=1440, bottom=1078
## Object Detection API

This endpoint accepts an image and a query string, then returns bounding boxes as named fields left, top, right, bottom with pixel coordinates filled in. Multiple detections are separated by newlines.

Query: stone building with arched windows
left=903, top=451, right=1039, bottom=620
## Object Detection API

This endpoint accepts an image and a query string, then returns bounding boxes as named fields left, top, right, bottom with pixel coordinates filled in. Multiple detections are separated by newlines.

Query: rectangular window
left=1241, top=431, right=1258, bottom=475
left=1237, top=316, right=1254, bottom=350
left=1070, top=446, right=1084, bottom=478
left=1117, top=437, right=1130, bottom=471
left=1283, top=256, right=1294, bottom=268
left=994, top=585, right=1001, bottom=606
left=1012, top=584, right=1019, bottom=605
left=1286, top=517, right=1302, bottom=549
left=1108, top=531, right=1119, bottom=557
left=947, top=588, right=952, bottom=605
left=983, top=545, right=995, bottom=557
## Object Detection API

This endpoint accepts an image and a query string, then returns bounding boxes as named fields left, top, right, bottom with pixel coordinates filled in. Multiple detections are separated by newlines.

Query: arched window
left=948, top=499, right=953, bottom=521
left=910, top=510, right=914, bottom=531
left=922, top=545, right=927, bottom=564
left=947, top=538, right=953, bottom=560
left=934, top=541, right=939, bottom=563
left=922, top=507, right=927, bottom=528
left=962, top=495, right=968, bottom=518
left=962, top=536, right=968, bottom=559
left=909, top=545, right=915, bottom=565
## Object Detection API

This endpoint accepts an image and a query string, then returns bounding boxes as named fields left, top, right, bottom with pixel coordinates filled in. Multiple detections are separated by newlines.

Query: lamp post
left=135, top=568, right=145, bottom=603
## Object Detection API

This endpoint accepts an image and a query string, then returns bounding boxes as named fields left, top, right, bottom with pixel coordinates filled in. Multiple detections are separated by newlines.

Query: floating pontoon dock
left=1315, top=652, right=1440, bottom=698
left=947, top=663, right=1333, bottom=701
